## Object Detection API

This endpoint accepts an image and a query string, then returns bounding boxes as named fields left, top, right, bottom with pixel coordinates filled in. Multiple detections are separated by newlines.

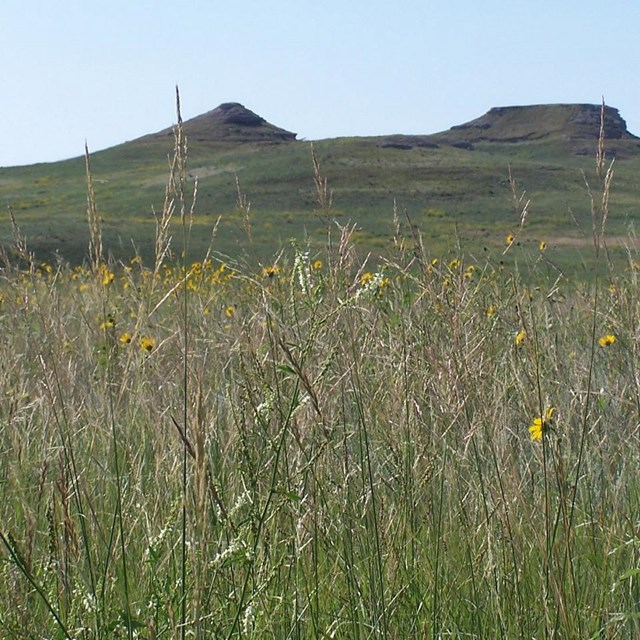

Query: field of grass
left=1, top=115, right=639, bottom=639
left=2, top=104, right=640, bottom=272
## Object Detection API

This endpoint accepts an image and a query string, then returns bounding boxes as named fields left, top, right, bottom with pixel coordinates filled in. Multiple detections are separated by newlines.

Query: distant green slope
left=1, top=104, right=639, bottom=274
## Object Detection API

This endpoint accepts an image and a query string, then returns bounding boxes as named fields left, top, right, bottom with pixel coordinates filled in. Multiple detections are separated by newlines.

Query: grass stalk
left=2, top=96, right=640, bottom=638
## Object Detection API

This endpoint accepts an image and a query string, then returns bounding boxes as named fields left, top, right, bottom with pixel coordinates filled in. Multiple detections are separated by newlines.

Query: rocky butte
left=439, top=104, right=636, bottom=142
left=379, top=103, right=639, bottom=154
left=142, top=102, right=297, bottom=145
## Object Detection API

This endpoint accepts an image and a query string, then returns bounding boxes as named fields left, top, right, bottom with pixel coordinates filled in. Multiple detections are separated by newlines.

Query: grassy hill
left=1, top=103, right=640, bottom=274
left=2, top=106, right=640, bottom=637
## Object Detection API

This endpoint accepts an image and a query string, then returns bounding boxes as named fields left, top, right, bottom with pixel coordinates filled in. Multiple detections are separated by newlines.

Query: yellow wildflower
left=515, top=329, right=526, bottom=346
left=118, top=332, right=132, bottom=345
left=486, top=304, right=496, bottom=318
left=360, top=272, right=374, bottom=286
left=598, top=334, right=616, bottom=348
left=529, top=407, right=555, bottom=441
left=312, top=259, right=323, bottom=271
left=225, top=305, right=236, bottom=318
left=262, top=265, right=280, bottom=279
left=539, top=241, right=546, bottom=252
left=140, top=336, right=156, bottom=353
left=506, top=233, right=515, bottom=246
left=99, top=315, right=115, bottom=330
left=100, top=265, right=115, bottom=286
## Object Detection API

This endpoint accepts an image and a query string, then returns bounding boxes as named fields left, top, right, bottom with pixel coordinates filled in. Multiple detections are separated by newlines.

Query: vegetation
left=1, top=99, right=639, bottom=638
left=2, top=103, right=640, bottom=272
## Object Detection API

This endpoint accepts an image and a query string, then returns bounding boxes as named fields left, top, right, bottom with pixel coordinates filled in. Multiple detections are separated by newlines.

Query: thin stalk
left=431, top=441, right=447, bottom=640
left=0, top=532, right=72, bottom=640
left=174, top=85, right=190, bottom=640
left=346, top=311, right=389, bottom=639
left=225, top=380, right=300, bottom=640
left=564, top=103, right=610, bottom=636
left=106, top=316, right=133, bottom=640
left=86, top=142, right=133, bottom=639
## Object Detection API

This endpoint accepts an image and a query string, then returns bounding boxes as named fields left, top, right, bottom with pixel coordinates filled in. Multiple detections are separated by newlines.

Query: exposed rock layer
left=145, top=102, right=297, bottom=144
left=433, top=104, right=637, bottom=144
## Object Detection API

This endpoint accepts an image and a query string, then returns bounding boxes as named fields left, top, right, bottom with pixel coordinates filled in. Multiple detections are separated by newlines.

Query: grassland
left=1, top=112, right=639, bottom=638
left=2, top=110, right=640, bottom=274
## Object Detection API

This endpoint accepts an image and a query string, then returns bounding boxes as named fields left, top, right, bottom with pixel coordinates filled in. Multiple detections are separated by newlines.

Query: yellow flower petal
left=528, top=417, right=543, bottom=441
left=598, top=334, right=616, bottom=348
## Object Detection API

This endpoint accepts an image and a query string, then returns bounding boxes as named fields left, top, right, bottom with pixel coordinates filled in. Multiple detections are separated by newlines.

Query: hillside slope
left=1, top=102, right=639, bottom=270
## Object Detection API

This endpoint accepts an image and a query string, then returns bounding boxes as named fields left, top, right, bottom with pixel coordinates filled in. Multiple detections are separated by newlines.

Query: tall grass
left=0, top=103, right=639, bottom=639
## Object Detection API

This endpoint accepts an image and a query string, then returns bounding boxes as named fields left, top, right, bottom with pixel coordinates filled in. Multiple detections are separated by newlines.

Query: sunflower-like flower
left=100, top=265, right=115, bottom=286
left=99, top=315, right=115, bottom=330
left=140, top=336, right=156, bottom=353
left=529, top=407, right=555, bottom=441
left=598, top=334, right=616, bottom=348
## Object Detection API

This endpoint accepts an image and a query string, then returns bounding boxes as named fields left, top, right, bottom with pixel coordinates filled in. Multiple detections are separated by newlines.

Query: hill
left=1, top=102, right=639, bottom=273
left=379, top=104, right=638, bottom=153
left=435, top=103, right=636, bottom=143
left=139, top=102, right=297, bottom=145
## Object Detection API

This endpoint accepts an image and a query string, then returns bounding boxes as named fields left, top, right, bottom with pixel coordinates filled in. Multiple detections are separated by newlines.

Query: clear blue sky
left=3, top=0, right=639, bottom=166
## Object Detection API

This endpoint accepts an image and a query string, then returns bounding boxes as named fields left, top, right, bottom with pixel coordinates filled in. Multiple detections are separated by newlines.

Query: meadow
left=1, top=109, right=639, bottom=639
left=2, top=103, right=640, bottom=273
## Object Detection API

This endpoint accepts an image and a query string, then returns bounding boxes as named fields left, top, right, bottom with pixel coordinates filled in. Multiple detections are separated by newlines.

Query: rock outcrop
left=432, top=104, right=637, bottom=145
left=145, top=102, right=297, bottom=144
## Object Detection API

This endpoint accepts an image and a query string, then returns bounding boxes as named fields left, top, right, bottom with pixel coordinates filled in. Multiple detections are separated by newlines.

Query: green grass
left=2, top=229, right=640, bottom=638
left=2, top=118, right=640, bottom=270
left=1, top=112, right=639, bottom=638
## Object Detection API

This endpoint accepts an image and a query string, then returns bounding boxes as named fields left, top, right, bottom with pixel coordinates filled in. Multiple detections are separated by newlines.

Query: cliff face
left=433, top=104, right=637, bottom=144
left=144, top=102, right=297, bottom=144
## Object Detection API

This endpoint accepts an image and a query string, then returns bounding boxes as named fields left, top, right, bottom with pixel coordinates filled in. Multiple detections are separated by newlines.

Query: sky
left=3, top=0, right=640, bottom=167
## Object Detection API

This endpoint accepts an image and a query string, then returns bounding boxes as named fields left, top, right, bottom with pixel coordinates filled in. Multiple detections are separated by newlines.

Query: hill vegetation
left=1, top=102, right=640, bottom=638
left=1, top=102, right=639, bottom=275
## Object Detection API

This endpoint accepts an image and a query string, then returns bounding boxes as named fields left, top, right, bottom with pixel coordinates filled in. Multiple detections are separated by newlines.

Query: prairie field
left=1, top=122, right=639, bottom=639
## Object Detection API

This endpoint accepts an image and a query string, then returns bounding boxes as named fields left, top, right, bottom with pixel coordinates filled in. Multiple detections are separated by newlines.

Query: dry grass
left=0, top=101, right=639, bottom=640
